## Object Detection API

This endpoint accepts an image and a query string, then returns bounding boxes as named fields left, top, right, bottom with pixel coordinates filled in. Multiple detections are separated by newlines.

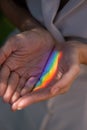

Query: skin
left=11, top=41, right=82, bottom=111
left=0, top=0, right=87, bottom=111
left=0, top=28, right=55, bottom=103
left=0, top=31, right=87, bottom=111
left=0, top=0, right=49, bottom=103
left=11, top=41, right=87, bottom=111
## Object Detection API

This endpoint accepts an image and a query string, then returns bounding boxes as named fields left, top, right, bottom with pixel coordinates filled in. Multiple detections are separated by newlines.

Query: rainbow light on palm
left=34, top=50, right=62, bottom=91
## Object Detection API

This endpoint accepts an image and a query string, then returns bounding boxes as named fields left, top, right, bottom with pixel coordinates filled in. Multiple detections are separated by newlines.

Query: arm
left=78, top=43, right=87, bottom=65
left=0, top=0, right=42, bottom=31
left=66, top=41, right=87, bottom=65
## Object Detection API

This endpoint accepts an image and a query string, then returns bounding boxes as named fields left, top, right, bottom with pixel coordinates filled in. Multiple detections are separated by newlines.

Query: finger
left=0, top=65, right=10, bottom=96
left=58, top=85, right=71, bottom=95
left=56, top=71, right=63, bottom=80
left=51, top=65, right=80, bottom=95
left=0, top=38, right=16, bottom=65
left=11, top=77, right=27, bottom=103
left=60, top=88, right=70, bottom=94
left=11, top=65, right=80, bottom=111
left=12, top=87, right=54, bottom=111
left=3, top=72, right=19, bottom=103
left=21, top=77, right=38, bottom=96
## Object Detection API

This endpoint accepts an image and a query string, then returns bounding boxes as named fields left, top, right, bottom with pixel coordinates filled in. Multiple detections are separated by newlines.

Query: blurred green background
left=0, top=11, right=15, bottom=46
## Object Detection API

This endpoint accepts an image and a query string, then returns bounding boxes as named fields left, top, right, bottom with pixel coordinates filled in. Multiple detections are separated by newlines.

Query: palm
left=5, top=30, right=54, bottom=76
left=58, top=43, right=79, bottom=76
left=33, top=43, right=80, bottom=93
left=11, top=42, right=80, bottom=111
left=54, top=43, right=80, bottom=94
left=0, top=28, right=55, bottom=103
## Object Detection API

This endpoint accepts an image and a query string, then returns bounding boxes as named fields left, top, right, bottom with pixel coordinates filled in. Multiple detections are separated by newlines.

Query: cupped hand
left=0, top=28, right=55, bottom=103
left=11, top=41, right=81, bottom=111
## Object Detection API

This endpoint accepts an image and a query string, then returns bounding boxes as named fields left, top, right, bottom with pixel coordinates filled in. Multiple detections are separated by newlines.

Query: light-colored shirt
left=26, top=0, right=87, bottom=42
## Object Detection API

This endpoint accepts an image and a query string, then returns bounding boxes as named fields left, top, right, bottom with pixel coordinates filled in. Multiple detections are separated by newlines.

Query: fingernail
left=12, top=103, right=22, bottom=111
left=12, top=103, right=17, bottom=110
left=17, top=107, right=22, bottom=110
left=12, top=102, right=22, bottom=111
left=17, top=102, right=23, bottom=110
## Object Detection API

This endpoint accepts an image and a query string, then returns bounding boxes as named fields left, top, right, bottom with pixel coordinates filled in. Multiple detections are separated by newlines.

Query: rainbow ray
left=33, top=50, right=62, bottom=91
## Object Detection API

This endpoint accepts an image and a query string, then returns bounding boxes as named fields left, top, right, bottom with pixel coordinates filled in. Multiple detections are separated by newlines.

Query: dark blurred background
left=0, top=11, right=14, bottom=46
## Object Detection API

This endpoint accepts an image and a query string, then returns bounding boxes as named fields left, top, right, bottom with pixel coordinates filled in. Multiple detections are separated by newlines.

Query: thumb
left=51, top=65, right=80, bottom=95
left=0, top=37, right=16, bottom=65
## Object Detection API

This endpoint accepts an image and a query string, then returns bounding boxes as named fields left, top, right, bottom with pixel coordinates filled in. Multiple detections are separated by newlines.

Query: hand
left=0, top=28, right=55, bottom=103
left=11, top=41, right=81, bottom=111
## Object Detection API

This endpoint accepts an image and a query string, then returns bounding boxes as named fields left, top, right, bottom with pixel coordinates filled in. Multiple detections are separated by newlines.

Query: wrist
left=78, top=43, right=87, bottom=65
left=21, top=17, right=43, bottom=31
left=31, top=27, right=57, bottom=45
left=66, top=41, right=87, bottom=65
